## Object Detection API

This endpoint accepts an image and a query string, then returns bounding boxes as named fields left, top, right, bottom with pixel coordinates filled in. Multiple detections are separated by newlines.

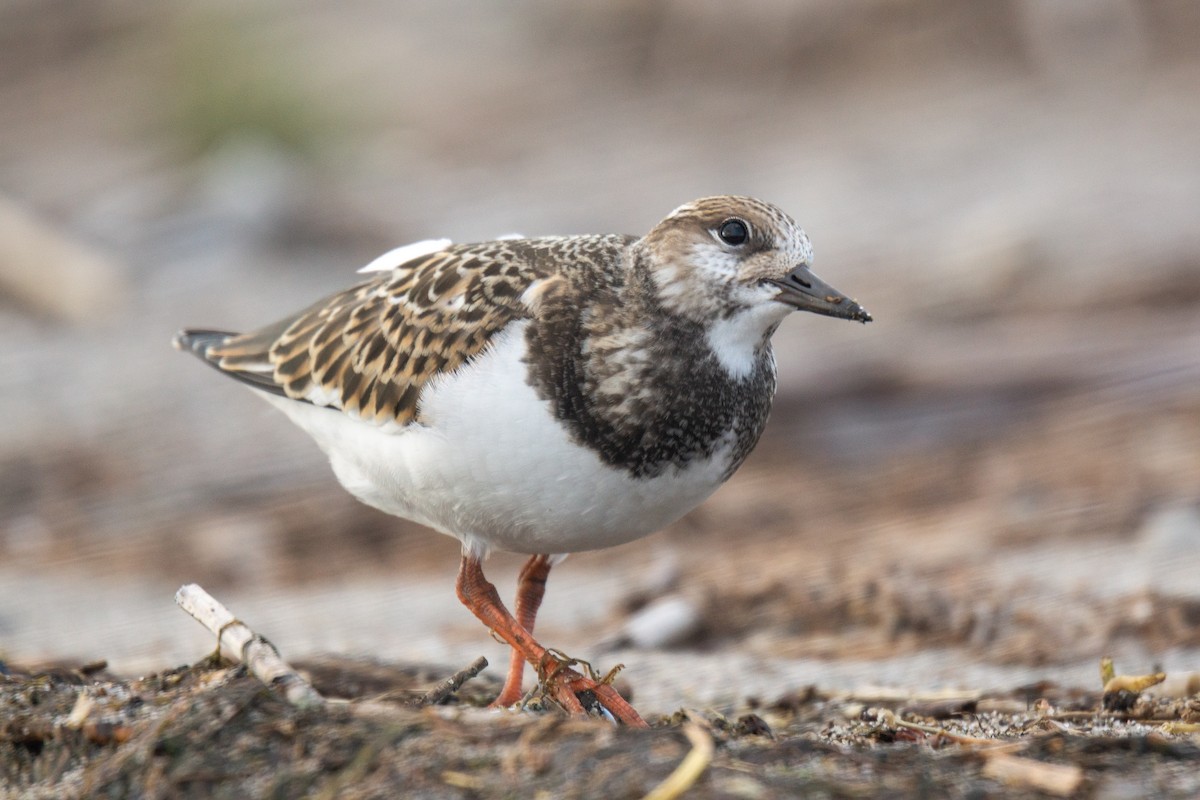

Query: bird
left=174, top=195, right=871, bottom=726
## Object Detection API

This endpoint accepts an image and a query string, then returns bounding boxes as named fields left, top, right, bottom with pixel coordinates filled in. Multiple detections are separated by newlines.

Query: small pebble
left=621, top=595, right=701, bottom=650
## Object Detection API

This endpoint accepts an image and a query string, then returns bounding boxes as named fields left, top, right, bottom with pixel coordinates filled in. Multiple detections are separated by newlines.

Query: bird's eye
left=716, top=218, right=749, bottom=247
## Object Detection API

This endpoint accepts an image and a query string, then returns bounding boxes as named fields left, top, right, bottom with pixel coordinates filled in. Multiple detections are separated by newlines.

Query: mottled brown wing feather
left=205, top=243, right=555, bottom=426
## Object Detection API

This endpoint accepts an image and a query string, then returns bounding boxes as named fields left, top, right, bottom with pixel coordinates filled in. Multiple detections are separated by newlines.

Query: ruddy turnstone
left=175, top=196, right=871, bottom=726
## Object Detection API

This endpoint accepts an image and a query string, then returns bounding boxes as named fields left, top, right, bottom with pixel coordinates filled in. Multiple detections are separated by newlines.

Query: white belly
left=260, top=323, right=736, bottom=556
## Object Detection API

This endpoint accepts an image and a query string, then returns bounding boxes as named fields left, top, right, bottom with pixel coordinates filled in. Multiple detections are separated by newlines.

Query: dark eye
left=717, top=218, right=749, bottom=247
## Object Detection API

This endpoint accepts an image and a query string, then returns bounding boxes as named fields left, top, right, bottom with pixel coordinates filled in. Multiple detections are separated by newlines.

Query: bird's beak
left=767, top=265, right=872, bottom=323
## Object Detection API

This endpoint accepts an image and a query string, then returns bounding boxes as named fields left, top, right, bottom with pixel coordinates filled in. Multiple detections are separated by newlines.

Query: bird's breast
left=263, top=320, right=769, bottom=555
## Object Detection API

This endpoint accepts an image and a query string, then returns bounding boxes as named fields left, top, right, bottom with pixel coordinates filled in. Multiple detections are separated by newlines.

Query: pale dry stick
left=870, top=708, right=1014, bottom=749
left=175, top=583, right=324, bottom=709
left=0, top=193, right=125, bottom=321
left=1103, top=671, right=1167, bottom=695
left=418, top=656, right=489, bottom=707
left=981, top=753, right=1084, bottom=797
left=872, top=709, right=1082, bottom=796
left=836, top=686, right=983, bottom=705
left=641, top=722, right=715, bottom=800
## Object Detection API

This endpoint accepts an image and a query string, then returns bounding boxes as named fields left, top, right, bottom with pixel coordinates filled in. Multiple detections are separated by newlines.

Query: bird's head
left=639, top=196, right=872, bottom=328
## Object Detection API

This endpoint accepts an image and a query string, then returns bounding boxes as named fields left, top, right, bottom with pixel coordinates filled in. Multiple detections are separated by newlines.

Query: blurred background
left=1, top=0, right=1198, bottom=710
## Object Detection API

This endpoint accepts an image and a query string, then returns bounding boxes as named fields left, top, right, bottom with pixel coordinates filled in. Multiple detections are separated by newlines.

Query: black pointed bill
left=767, top=265, right=872, bottom=323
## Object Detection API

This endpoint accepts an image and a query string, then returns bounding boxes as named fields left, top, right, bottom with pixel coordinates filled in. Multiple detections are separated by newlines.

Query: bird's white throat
left=704, top=303, right=790, bottom=379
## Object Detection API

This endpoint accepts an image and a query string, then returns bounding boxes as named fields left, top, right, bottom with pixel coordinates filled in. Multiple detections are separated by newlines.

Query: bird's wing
left=179, top=240, right=578, bottom=427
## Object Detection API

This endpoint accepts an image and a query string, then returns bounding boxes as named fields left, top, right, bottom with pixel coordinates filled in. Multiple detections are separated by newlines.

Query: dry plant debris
left=3, top=591, right=1199, bottom=796
left=4, top=651, right=1200, bottom=798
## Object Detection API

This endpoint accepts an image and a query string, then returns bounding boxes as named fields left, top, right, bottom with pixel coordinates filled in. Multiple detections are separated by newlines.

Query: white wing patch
left=358, top=238, right=453, bottom=273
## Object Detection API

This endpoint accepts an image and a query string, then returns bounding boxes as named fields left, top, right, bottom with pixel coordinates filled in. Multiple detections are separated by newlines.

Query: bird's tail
left=173, top=328, right=290, bottom=398
left=173, top=329, right=237, bottom=361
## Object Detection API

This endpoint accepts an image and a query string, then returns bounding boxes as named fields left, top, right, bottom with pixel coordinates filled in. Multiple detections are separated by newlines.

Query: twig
left=894, top=718, right=1011, bottom=748
left=981, top=753, right=1083, bottom=797
left=834, top=687, right=982, bottom=704
left=0, top=193, right=124, bottom=321
left=174, top=583, right=324, bottom=709
left=1103, top=671, right=1166, bottom=695
left=417, top=656, right=489, bottom=707
left=641, top=722, right=714, bottom=800
left=868, top=708, right=1081, bottom=795
left=869, top=708, right=1011, bottom=748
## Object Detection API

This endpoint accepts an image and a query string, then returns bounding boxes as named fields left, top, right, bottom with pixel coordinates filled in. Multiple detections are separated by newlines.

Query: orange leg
left=491, top=554, right=553, bottom=709
left=455, top=553, right=646, bottom=727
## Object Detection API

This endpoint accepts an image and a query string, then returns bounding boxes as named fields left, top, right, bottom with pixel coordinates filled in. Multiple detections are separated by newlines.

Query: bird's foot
left=536, top=649, right=645, bottom=727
